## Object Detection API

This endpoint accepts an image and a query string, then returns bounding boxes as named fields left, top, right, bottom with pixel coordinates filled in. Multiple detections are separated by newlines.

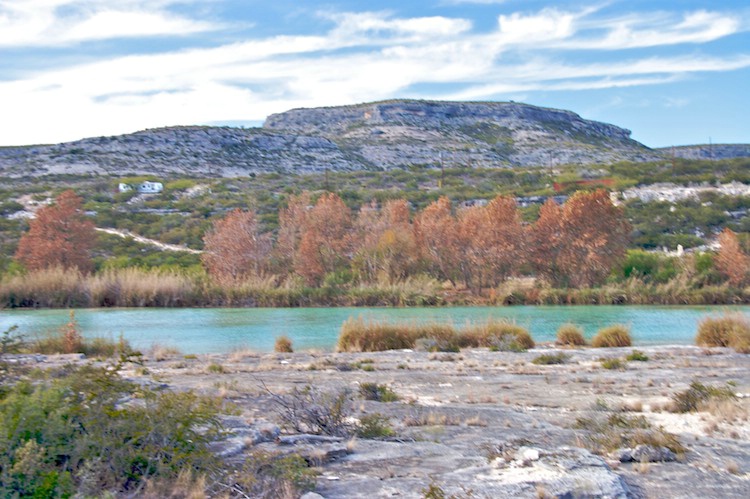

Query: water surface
left=1, top=305, right=745, bottom=354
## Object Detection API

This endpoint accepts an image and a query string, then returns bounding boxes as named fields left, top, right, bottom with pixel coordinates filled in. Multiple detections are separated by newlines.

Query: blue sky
left=1, top=0, right=749, bottom=148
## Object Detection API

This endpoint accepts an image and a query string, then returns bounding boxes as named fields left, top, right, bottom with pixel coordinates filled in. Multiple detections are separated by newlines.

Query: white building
left=138, top=181, right=164, bottom=194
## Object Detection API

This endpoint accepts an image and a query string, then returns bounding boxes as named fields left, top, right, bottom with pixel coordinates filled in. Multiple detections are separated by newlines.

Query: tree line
left=201, top=189, right=631, bottom=289
left=11, top=189, right=750, bottom=293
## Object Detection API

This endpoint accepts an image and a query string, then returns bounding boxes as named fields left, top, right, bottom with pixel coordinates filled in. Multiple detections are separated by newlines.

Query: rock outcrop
left=657, top=144, right=750, bottom=161
left=1, top=99, right=730, bottom=178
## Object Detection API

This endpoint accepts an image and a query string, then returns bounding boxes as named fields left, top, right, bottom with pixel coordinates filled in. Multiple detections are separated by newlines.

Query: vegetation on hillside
left=3, top=158, right=750, bottom=306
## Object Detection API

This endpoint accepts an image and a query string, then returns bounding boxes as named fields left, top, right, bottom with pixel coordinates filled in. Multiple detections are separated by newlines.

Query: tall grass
left=3, top=267, right=750, bottom=309
left=337, top=317, right=534, bottom=352
left=591, top=325, right=632, bottom=348
left=696, top=314, right=750, bottom=353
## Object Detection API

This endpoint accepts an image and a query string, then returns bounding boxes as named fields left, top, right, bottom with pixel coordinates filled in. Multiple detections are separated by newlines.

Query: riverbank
left=3, top=267, right=750, bottom=309
left=18, top=344, right=749, bottom=497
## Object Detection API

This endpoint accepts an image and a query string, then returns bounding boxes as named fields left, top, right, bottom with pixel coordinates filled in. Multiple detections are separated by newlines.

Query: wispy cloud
left=0, top=4, right=748, bottom=145
left=0, top=0, right=219, bottom=47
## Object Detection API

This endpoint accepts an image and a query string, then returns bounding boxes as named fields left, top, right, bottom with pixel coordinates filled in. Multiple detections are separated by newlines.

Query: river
left=1, top=305, right=745, bottom=354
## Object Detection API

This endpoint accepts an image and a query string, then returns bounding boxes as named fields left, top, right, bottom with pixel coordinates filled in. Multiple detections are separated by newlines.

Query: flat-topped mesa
left=264, top=99, right=634, bottom=142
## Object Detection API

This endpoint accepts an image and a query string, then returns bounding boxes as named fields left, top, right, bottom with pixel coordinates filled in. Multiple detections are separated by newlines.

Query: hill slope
left=0, top=100, right=673, bottom=178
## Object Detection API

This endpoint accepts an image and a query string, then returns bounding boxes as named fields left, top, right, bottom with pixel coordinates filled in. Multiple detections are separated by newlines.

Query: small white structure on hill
left=138, top=181, right=163, bottom=194
left=118, top=183, right=133, bottom=192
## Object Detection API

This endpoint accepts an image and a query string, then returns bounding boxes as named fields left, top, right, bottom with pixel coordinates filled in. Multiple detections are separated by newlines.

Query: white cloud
left=0, top=5, right=748, bottom=145
left=0, top=0, right=218, bottom=47
left=497, top=9, right=578, bottom=43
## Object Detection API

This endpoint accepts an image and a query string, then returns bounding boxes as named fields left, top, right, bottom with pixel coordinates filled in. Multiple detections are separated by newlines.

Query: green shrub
left=670, top=381, right=736, bottom=413
left=591, top=325, right=632, bottom=348
left=0, top=361, right=226, bottom=497
left=600, top=357, right=626, bottom=370
left=359, top=383, right=399, bottom=402
left=207, top=363, right=225, bottom=373
left=238, top=451, right=317, bottom=497
left=556, top=324, right=586, bottom=347
left=626, top=350, right=649, bottom=362
left=574, top=413, right=685, bottom=456
left=357, top=413, right=394, bottom=439
left=532, top=352, right=570, bottom=365
left=696, top=314, right=750, bottom=352
left=274, top=335, right=293, bottom=353
left=0, top=325, right=25, bottom=354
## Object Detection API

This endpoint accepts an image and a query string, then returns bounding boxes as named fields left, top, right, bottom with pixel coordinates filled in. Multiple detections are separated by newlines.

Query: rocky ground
left=13, top=345, right=750, bottom=498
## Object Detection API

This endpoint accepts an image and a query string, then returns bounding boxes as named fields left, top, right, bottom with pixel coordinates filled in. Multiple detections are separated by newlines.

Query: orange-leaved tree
left=715, top=228, right=749, bottom=287
left=15, top=190, right=95, bottom=272
left=275, top=191, right=312, bottom=271
left=295, top=192, right=354, bottom=285
left=202, top=209, right=271, bottom=284
left=415, top=196, right=460, bottom=284
left=531, top=190, right=630, bottom=288
left=353, top=199, right=418, bottom=283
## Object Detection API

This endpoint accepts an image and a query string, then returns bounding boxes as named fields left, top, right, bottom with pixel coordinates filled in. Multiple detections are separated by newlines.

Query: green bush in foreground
left=591, top=325, right=632, bottom=348
left=696, top=314, right=750, bottom=353
left=0, top=359, right=227, bottom=497
left=556, top=323, right=586, bottom=347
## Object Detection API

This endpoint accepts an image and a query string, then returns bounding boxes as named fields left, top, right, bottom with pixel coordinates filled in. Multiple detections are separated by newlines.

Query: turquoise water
left=1, top=306, right=746, bottom=354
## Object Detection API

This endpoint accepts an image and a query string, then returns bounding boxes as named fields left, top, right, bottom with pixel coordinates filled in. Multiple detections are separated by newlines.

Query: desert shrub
left=274, top=336, right=293, bottom=353
left=270, top=386, right=355, bottom=437
left=357, top=414, right=394, bottom=439
left=237, top=451, right=317, bottom=498
left=574, top=413, right=685, bottom=456
left=359, top=382, right=399, bottom=402
left=556, top=324, right=586, bottom=347
left=696, top=314, right=750, bottom=352
left=0, top=360, right=226, bottom=497
left=626, top=350, right=649, bottom=362
left=670, top=381, right=737, bottom=413
left=591, top=325, right=632, bottom=348
left=0, top=325, right=25, bottom=354
left=600, top=357, right=626, bottom=370
left=531, top=352, right=570, bottom=365
left=207, top=363, right=225, bottom=373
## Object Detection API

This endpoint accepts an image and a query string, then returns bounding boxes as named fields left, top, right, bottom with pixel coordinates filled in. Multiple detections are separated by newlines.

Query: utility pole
left=439, top=151, right=445, bottom=189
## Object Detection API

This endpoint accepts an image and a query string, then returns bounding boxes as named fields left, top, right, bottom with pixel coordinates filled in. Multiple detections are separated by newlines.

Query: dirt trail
left=95, top=227, right=202, bottom=254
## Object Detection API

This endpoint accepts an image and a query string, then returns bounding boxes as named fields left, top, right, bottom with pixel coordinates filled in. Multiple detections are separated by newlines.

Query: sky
left=1, top=0, right=749, bottom=148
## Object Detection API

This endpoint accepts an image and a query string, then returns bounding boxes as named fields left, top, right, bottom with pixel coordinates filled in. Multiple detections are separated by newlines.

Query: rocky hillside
left=657, top=144, right=750, bottom=161
left=0, top=99, right=677, bottom=178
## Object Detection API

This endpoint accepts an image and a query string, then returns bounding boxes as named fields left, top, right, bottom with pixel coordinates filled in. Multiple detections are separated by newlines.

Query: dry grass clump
left=274, top=335, right=294, bottom=353
left=31, top=310, right=132, bottom=357
left=338, top=317, right=534, bottom=352
left=464, top=320, right=534, bottom=351
left=591, top=325, right=632, bottom=348
left=696, top=314, right=750, bottom=353
left=338, top=317, right=454, bottom=352
left=556, top=324, right=586, bottom=347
